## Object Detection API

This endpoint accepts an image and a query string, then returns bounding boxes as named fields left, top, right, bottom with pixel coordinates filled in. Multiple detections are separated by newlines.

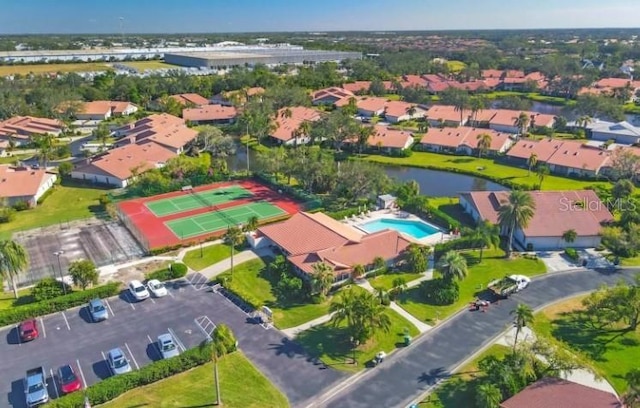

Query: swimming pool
left=358, top=218, right=439, bottom=239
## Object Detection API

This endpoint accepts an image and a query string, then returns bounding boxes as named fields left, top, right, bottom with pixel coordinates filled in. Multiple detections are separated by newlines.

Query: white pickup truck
left=488, top=275, right=531, bottom=298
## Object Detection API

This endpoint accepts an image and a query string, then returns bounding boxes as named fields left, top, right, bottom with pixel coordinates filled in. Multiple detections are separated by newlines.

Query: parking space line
left=76, top=359, right=87, bottom=389
left=167, top=290, right=175, bottom=298
left=49, top=368, right=60, bottom=399
left=61, top=311, right=71, bottom=330
left=40, top=318, right=46, bottom=338
left=16, top=325, right=21, bottom=346
left=149, top=296, right=156, bottom=304
left=168, top=328, right=186, bottom=353
left=125, top=342, right=140, bottom=370
left=105, top=299, right=115, bottom=317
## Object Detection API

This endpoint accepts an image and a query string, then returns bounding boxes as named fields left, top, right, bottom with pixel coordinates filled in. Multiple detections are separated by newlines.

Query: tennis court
left=165, top=201, right=286, bottom=239
left=145, top=185, right=253, bottom=216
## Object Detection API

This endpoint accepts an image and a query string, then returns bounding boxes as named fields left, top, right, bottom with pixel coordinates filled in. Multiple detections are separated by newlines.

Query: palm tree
left=510, top=303, right=534, bottom=352
left=514, top=112, right=530, bottom=136
left=470, top=221, right=501, bottom=262
left=199, top=324, right=236, bottom=406
left=391, top=277, right=408, bottom=298
left=476, top=133, right=492, bottom=158
left=406, top=105, right=417, bottom=119
left=576, top=115, right=593, bottom=129
left=562, top=229, right=577, bottom=245
left=453, top=93, right=471, bottom=126
left=94, top=122, right=111, bottom=150
left=373, top=256, right=387, bottom=275
left=312, top=261, right=334, bottom=297
left=281, top=107, right=293, bottom=119
left=352, top=264, right=366, bottom=280
left=436, top=251, right=468, bottom=282
left=417, top=121, right=429, bottom=133
left=535, top=164, right=550, bottom=189
left=475, top=383, right=503, bottom=408
left=223, top=226, right=244, bottom=277
left=0, top=239, right=29, bottom=299
left=243, top=216, right=259, bottom=233
left=330, top=288, right=392, bottom=345
left=469, top=96, right=487, bottom=125
left=623, top=368, right=640, bottom=408
left=356, top=126, right=374, bottom=154
left=527, top=153, right=538, bottom=176
left=498, top=191, right=536, bottom=258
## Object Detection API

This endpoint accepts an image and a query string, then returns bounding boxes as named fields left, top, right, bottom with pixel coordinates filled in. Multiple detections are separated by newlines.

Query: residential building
left=113, top=114, right=198, bottom=154
left=383, top=101, right=426, bottom=123
left=500, top=377, right=621, bottom=408
left=0, top=165, right=57, bottom=207
left=342, top=80, right=394, bottom=94
left=419, top=127, right=513, bottom=156
left=425, top=105, right=470, bottom=127
left=0, top=140, right=9, bottom=157
left=76, top=101, right=139, bottom=121
left=345, top=125, right=414, bottom=153
left=351, top=97, right=388, bottom=117
left=182, top=104, right=237, bottom=125
left=312, top=87, right=353, bottom=105
left=459, top=190, right=613, bottom=250
left=488, top=110, right=555, bottom=134
left=252, top=212, right=413, bottom=282
left=169, top=93, right=210, bottom=107
left=70, top=143, right=176, bottom=188
left=585, top=119, right=640, bottom=145
left=211, top=86, right=265, bottom=106
left=269, top=107, right=322, bottom=145
left=400, top=74, right=428, bottom=89
left=0, top=116, right=65, bottom=146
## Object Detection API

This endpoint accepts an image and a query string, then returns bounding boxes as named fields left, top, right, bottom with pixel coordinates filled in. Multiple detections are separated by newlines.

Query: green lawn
left=182, top=243, right=232, bottom=271
left=422, top=344, right=510, bottom=407
left=0, top=289, right=33, bottom=310
left=360, top=151, right=610, bottom=191
left=0, top=154, right=32, bottom=164
left=296, top=307, right=420, bottom=373
left=0, top=182, right=110, bottom=240
left=369, top=272, right=424, bottom=291
left=397, top=249, right=546, bottom=324
left=446, top=60, right=467, bottom=72
left=219, top=257, right=331, bottom=329
left=532, top=296, right=640, bottom=394
left=0, top=62, right=112, bottom=76
left=121, top=60, right=180, bottom=70
left=619, top=254, right=640, bottom=266
left=428, top=196, right=476, bottom=227
left=100, top=351, right=289, bottom=408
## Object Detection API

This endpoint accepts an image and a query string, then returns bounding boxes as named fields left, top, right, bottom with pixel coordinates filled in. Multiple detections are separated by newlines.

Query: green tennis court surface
left=145, top=185, right=253, bottom=217
left=165, top=201, right=285, bottom=239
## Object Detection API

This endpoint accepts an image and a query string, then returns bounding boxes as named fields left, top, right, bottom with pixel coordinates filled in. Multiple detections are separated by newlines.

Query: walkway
left=303, top=267, right=639, bottom=408
left=282, top=313, right=336, bottom=338
left=197, top=247, right=273, bottom=279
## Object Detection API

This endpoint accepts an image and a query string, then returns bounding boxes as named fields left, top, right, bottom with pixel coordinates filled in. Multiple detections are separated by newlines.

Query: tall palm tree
left=199, top=324, right=235, bottom=406
left=454, top=93, right=471, bottom=126
left=475, top=383, right=503, bottom=408
left=330, top=288, right=392, bottom=345
left=510, top=303, right=534, bottom=352
left=476, top=133, right=492, bottom=158
left=436, top=251, right=468, bottom=282
left=527, top=153, right=538, bottom=176
left=311, top=261, right=334, bottom=297
left=498, top=191, right=536, bottom=257
left=469, top=96, right=487, bottom=125
left=0, top=240, right=29, bottom=299
left=514, top=112, right=530, bottom=136
left=470, top=221, right=501, bottom=262
left=223, top=226, right=244, bottom=277
left=535, top=165, right=550, bottom=190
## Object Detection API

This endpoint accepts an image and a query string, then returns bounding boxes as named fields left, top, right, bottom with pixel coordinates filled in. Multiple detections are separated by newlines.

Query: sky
left=1, top=0, right=640, bottom=34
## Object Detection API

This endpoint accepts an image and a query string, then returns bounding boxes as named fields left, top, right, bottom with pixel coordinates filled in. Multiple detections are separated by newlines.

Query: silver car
left=107, top=348, right=132, bottom=375
left=157, top=333, right=180, bottom=359
left=88, top=298, right=108, bottom=322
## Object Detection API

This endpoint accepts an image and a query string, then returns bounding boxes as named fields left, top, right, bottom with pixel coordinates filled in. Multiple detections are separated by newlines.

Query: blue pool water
left=359, top=218, right=439, bottom=239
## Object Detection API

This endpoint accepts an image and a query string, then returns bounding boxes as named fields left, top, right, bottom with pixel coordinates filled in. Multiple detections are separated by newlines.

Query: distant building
left=76, top=101, right=138, bottom=121
left=269, top=107, right=322, bottom=145
left=0, top=116, right=65, bottom=146
left=0, top=165, right=57, bottom=207
left=584, top=120, right=640, bottom=145
left=182, top=104, right=237, bottom=125
left=500, top=377, right=621, bottom=408
left=113, top=114, right=197, bottom=154
left=345, top=125, right=414, bottom=153
left=419, top=127, right=513, bottom=156
left=169, top=93, right=211, bottom=107
left=312, top=87, right=354, bottom=106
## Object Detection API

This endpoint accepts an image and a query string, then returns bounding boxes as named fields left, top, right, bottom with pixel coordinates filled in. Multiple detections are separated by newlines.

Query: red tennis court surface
left=117, top=180, right=301, bottom=251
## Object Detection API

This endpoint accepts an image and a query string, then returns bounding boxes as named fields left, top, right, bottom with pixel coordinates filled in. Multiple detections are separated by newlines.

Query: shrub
left=147, top=262, right=188, bottom=281
left=12, top=201, right=30, bottom=211
left=434, top=237, right=484, bottom=260
left=31, top=277, right=68, bottom=301
left=0, top=207, right=15, bottom=223
left=169, top=262, right=188, bottom=277
left=0, top=282, right=120, bottom=326
left=564, top=247, right=579, bottom=261
left=98, top=194, right=112, bottom=207
left=420, top=278, right=460, bottom=305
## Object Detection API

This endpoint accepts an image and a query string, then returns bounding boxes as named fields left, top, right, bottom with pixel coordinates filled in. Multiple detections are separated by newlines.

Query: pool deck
left=340, top=209, right=454, bottom=246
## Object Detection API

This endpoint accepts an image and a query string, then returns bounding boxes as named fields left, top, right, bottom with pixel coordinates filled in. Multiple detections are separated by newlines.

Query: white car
left=157, top=333, right=180, bottom=359
left=510, top=275, right=531, bottom=292
left=147, top=279, right=168, bottom=298
left=128, top=280, right=150, bottom=301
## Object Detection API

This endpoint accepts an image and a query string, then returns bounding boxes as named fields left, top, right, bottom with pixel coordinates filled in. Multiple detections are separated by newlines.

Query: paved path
left=198, top=248, right=272, bottom=279
left=282, top=313, right=335, bottom=338
left=306, top=267, right=639, bottom=408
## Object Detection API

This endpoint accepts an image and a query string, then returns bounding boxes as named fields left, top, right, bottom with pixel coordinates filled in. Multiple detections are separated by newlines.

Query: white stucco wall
left=70, top=171, right=127, bottom=188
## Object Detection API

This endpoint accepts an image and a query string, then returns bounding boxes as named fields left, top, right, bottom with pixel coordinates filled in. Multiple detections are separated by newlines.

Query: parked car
left=157, top=333, right=180, bottom=359
left=24, top=367, right=48, bottom=407
left=57, top=364, right=81, bottom=394
left=128, top=280, right=150, bottom=301
left=88, top=298, right=108, bottom=322
left=147, top=279, right=168, bottom=298
left=19, top=319, right=39, bottom=342
left=107, top=348, right=132, bottom=375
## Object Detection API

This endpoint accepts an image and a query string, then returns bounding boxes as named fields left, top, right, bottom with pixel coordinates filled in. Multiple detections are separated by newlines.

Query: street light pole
left=53, top=250, right=67, bottom=295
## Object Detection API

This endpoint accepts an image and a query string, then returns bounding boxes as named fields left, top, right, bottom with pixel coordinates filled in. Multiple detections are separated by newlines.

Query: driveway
left=313, top=267, right=639, bottom=408
left=1, top=273, right=345, bottom=408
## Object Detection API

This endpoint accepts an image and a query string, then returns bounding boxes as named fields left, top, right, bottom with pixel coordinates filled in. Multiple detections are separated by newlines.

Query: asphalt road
left=0, top=273, right=345, bottom=408
left=315, top=267, right=639, bottom=408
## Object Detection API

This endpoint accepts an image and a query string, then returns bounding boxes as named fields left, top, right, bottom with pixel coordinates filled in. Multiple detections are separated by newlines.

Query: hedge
left=0, top=282, right=120, bottom=327
left=45, top=343, right=237, bottom=408
left=146, top=262, right=188, bottom=281
left=434, top=237, right=485, bottom=260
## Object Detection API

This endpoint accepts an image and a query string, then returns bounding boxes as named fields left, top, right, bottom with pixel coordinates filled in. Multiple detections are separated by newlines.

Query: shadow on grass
left=296, top=324, right=353, bottom=365
left=12, top=294, right=36, bottom=307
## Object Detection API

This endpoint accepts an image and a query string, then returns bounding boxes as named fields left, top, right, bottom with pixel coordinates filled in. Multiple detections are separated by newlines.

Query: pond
left=227, top=145, right=508, bottom=197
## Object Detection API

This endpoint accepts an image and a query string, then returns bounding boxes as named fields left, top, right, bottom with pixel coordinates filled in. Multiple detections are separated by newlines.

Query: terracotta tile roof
left=506, top=138, right=565, bottom=161
left=169, top=93, right=210, bottom=106
left=114, top=113, right=197, bottom=150
left=400, top=74, right=428, bottom=88
left=482, top=78, right=502, bottom=88
left=422, top=74, right=448, bottom=83
left=342, top=81, right=392, bottom=93
left=425, top=105, right=471, bottom=123
left=473, top=109, right=499, bottom=122
left=246, top=86, right=265, bottom=96
left=355, top=97, right=388, bottom=113
left=459, top=128, right=512, bottom=151
left=0, top=165, right=55, bottom=199
left=73, top=143, right=175, bottom=181
left=525, top=71, right=545, bottom=82
left=426, top=81, right=452, bottom=93
left=0, top=116, right=64, bottom=139
left=271, top=107, right=322, bottom=142
left=383, top=101, right=424, bottom=118
left=482, top=69, right=504, bottom=79
left=421, top=127, right=511, bottom=151
left=463, top=190, right=613, bottom=238
left=595, top=77, right=633, bottom=89
left=505, top=69, right=525, bottom=78
left=312, top=87, right=354, bottom=103
left=80, top=100, right=138, bottom=115
left=504, top=77, right=529, bottom=84
left=182, top=104, right=237, bottom=122
left=546, top=141, right=610, bottom=172
left=500, top=377, right=621, bottom=408
left=488, top=109, right=529, bottom=127
left=366, top=125, right=414, bottom=149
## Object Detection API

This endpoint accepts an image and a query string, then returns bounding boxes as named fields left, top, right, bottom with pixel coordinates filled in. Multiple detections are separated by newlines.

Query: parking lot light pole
left=53, top=250, right=67, bottom=295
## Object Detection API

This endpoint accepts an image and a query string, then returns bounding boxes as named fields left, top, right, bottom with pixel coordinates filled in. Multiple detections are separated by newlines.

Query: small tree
left=527, top=153, right=538, bottom=176
left=311, top=261, right=334, bottom=297
left=436, top=251, right=468, bottom=282
left=510, top=303, right=534, bottom=353
left=475, top=383, right=503, bottom=408
left=68, top=259, right=99, bottom=290
left=562, top=229, right=577, bottom=245
left=31, top=277, right=66, bottom=301
left=58, top=161, right=73, bottom=178
left=373, top=256, right=387, bottom=275
left=243, top=216, right=259, bottom=233
left=352, top=264, right=366, bottom=280
left=391, top=277, right=408, bottom=299
left=223, top=225, right=245, bottom=276
left=404, top=243, right=430, bottom=273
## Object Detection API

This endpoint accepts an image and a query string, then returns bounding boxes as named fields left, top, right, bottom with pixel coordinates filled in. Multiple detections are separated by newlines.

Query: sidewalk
left=197, top=247, right=273, bottom=279
left=175, top=239, right=223, bottom=260
left=282, top=313, right=335, bottom=338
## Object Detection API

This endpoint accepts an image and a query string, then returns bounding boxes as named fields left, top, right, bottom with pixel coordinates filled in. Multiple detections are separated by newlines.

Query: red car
left=18, top=319, right=39, bottom=342
left=57, top=364, right=82, bottom=394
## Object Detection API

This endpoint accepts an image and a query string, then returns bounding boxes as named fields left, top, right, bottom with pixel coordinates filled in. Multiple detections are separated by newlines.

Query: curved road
left=305, top=267, right=639, bottom=408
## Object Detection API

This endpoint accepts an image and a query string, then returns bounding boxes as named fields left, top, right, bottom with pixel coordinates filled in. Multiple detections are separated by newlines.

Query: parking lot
left=0, top=273, right=345, bottom=408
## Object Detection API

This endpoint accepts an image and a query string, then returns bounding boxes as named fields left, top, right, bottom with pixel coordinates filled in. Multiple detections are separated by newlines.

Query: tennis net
left=191, top=191, right=213, bottom=208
